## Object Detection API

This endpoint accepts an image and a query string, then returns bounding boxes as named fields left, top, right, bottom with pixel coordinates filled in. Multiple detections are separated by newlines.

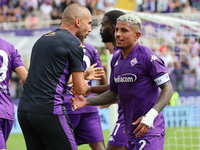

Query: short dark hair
left=104, top=10, right=125, bottom=25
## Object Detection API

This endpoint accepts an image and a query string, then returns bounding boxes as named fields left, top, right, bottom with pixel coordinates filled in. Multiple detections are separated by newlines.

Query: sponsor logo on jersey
left=151, top=55, right=158, bottom=62
left=130, top=58, right=137, bottom=66
left=45, top=32, right=55, bottom=36
left=79, top=43, right=83, bottom=48
left=114, top=73, right=137, bottom=83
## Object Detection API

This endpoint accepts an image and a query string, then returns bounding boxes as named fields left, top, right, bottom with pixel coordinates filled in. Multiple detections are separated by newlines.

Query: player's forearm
left=90, top=84, right=110, bottom=94
left=87, top=90, right=118, bottom=106
left=153, top=81, right=174, bottom=113
left=76, top=80, right=89, bottom=95
left=15, top=66, right=28, bottom=86
left=141, top=81, right=173, bottom=128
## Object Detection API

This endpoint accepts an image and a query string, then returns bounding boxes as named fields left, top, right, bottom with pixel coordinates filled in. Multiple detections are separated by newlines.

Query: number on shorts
left=112, top=123, right=120, bottom=136
left=0, top=50, right=8, bottom=82
left=139, top=139, right=146, bottom=150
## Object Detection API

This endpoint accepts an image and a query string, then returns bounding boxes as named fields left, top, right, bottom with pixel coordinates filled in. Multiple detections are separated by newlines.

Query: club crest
left=130, top=58, right=137, bottom=66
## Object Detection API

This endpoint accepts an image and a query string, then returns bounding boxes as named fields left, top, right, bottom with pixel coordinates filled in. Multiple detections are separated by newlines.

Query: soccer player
left=17, top=3, right=93, bottom=150
left=64, top=42, right=107, bottom=150
left=100, top=11, right=128, bottom=150
left=0, top=38, right=28, bottom=150
left=87, top=10, right=129, bottom=150
left=71, top=14, right=174, bottom=150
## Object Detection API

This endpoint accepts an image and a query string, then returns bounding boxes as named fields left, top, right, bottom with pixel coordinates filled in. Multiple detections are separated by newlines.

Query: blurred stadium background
left=1, top=0, right=200, bottom=149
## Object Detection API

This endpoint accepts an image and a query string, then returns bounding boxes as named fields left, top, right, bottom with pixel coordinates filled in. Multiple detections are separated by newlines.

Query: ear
left=75, top=18, right=81, bottom=27
left=136, top=32, right=141, bottom=39
left=111, top=24, right=115, bottom=33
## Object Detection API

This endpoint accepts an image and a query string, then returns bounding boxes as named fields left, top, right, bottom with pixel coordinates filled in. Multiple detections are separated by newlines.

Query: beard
left=77, top=35, right=84, bottom=43
left=101, top=29, right=113, bottom=43
left=77, top=31, right=86, bottom=43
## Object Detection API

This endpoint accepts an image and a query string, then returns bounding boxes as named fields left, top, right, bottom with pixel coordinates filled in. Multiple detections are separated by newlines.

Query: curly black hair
left=104, top=10, right=125, bottom=25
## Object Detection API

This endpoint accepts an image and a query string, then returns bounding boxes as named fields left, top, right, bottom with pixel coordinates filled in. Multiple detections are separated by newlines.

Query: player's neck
left=121, top=43, right=137, bottom=59
left=59, top=26, right=76, bottom=37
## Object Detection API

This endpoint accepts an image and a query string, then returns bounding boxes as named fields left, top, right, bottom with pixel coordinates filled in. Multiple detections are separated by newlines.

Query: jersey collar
left=119, top=43, right=140, bottom=59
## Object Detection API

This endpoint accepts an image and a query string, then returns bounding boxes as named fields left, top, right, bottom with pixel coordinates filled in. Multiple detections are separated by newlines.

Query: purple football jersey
left=110, top=43, right=168, bottom=141
left=64, top=43, right=103, bottom=114
left=0, top=38, right=24, bottom=121
left=112, top=47, right=124, bottom=121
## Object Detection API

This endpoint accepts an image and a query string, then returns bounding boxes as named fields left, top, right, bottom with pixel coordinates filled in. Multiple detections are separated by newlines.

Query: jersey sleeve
left=11, top=45, right=24, bottom=71
left=68, top=40, right=84, bottom=74
left=144, top=50, right=170, bottom=86
left=92, top=47, right=103, bottom=68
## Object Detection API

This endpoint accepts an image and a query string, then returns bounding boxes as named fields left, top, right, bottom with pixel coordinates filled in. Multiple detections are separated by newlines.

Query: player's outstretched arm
left=84, top=84, right=110, bottom=96
left=99, top=96, right=119, bottom=109
left=71, top=89, right=118, bottom=110
left=132, top=81, right=173, bottom=137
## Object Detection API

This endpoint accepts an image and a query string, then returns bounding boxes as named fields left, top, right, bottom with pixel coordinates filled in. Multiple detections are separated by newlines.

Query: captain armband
left=154, top=73, right=170, bottom=86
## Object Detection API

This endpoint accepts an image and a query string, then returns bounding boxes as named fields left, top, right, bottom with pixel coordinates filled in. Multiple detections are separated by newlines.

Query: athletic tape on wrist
left=141, top=108, right=158, bottom=128
left=72, top=105, right=77, bottom=111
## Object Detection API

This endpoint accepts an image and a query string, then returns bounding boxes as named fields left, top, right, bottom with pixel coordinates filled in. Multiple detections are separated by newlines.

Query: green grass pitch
left=6, top=127, right=200, bottom=150
left=6, top=130, right=110, bottom=150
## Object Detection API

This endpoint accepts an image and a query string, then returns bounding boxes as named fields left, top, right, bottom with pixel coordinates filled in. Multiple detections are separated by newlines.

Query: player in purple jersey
left=70, top=14, right=174, bottom=150
left=100, top=43, right=128, bottom=150
left=17, top=4, right=97, bottom=150
left=64, top=42, right=107, bottom=150
left=0, top=38, right=28, bottom=150
left=86, top=10, right=128, bottom=150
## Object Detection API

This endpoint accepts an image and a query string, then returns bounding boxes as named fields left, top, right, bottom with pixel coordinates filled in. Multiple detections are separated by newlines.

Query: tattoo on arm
left=87, top=90, right=118, bottom=106
left=153, top=81, right=174, bottom=113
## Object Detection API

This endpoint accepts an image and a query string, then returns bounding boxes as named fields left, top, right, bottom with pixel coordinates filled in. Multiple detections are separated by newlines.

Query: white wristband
left=141, top=108, right=158, bottom=128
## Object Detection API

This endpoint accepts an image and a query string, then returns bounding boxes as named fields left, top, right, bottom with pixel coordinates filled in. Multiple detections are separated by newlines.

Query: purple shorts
left=128, top=134, right=165, bottom=150
left=68, top=112, right=104, bottom=145
left=0, top=118, right=14, bottom=149
left=108, top=119, right=128, bottom=147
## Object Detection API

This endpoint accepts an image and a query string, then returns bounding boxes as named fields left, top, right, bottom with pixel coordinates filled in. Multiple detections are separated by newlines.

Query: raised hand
left=84, top=63, right=105, bottom=80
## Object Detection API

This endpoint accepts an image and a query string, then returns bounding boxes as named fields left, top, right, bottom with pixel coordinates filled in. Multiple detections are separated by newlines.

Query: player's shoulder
left=138, top=45, right=153, bottom=54
left=138, top=45, right=163, bottom=66
left=0, top=38, right=10, bottom=45
left=112, top=48, right=121, bottom=60
left=111, top=49, right=121, bottom=67
left=138, top=45, right=158, bottom=59
left=45, top=29, right=80, bottom=44
left=83, top=42, right=98, bottom=54
left=83, top=43, right=96, bottom=51
left=0, top=38, right=13, bottom=48
left=0, top=38, right=16, bottom=54
left=55, top=29, right=82, bottom=49
left=83, top=42, right=93, bottom=48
